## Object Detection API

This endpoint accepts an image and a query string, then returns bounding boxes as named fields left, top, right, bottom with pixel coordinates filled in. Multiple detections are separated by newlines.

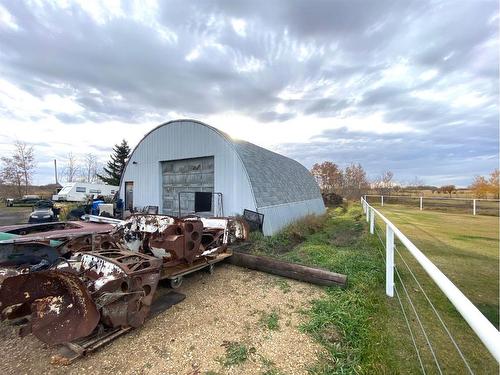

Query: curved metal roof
left=122, top=119, right=322, bottom=208
left=231, top=139, right=321, bottom=207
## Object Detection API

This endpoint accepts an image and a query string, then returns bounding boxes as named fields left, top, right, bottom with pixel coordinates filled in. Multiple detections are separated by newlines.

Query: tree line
left=310, top=162, right=400, bottom=200
left=0, top=140, right=131, bottom=197
left=310, top=161, right=500, bottom=200
left=62, top=140, right=131, bottom=186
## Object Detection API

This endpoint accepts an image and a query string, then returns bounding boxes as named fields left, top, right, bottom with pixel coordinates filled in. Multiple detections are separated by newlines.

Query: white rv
left=52, top=182, right=118, bottom=202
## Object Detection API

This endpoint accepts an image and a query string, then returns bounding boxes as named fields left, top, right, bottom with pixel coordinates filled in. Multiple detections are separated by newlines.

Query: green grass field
left=374, top=204, right=499, bottom=373
left=376, top=204, right=499, bottom=325
left=248, top=204, right=499, bottom=373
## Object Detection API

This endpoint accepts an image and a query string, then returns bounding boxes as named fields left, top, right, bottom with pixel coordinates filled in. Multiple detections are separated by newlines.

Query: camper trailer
left=52, top=182, right=118, bottom=202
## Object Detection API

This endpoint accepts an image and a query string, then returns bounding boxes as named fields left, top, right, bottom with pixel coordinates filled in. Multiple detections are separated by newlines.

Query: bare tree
left=63, top=152, right=80, bottom=182
left=0, top=141, right=36, bottom=197
left=343, top=163, right=369, bottom=199
left=82, top=153, right=98, bottom=183
left=1, top=159, right=23, bottom=197
left=406, top=176, right=425, bottom=189
left=373, top=170, right=394, bottom=196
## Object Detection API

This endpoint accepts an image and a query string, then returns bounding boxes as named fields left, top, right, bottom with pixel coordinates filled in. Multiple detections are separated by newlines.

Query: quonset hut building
left=119, top=119, right=325, bottom=235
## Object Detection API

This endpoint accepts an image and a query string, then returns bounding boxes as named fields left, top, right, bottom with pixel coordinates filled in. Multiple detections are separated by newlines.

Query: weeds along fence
left=361, top=197, right=500, bottom=373
left=364, top=194, right=500, bottom=216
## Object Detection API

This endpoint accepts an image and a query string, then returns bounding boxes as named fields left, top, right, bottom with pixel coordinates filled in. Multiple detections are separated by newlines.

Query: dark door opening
left=125, top=181, right=134, bottom=211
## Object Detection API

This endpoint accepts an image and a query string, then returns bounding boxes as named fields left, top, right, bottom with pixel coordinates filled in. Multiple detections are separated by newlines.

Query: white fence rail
left=364, top=194, right=499, bottom=216
left=361, top=197, right=500, bottom=365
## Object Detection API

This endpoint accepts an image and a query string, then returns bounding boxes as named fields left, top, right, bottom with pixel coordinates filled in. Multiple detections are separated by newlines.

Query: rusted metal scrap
left=120, top=214, right=248, bottom=265
left=0, top=270, right=100, bottom=344
left=0, top=248, right=162, bottom=345
left=0, top=214, right=248, bottom=354
left=0, top=221, right=115, bottom=242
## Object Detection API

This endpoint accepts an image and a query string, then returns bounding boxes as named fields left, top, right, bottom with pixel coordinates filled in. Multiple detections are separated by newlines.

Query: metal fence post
left=386, top=224, right=394, bottom=297
left=370, top=209, right=374, bottom=234
left=366, top=205, right=370, bottom=222
left=381, top=195, right=384, bottom=206
left=419, top=196, right=423, bottom=211
left=473, top=199, right=476, bottom=216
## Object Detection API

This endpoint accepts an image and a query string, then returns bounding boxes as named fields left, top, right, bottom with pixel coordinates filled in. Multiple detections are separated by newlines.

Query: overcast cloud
left=0, top=0, right=497, bottom=186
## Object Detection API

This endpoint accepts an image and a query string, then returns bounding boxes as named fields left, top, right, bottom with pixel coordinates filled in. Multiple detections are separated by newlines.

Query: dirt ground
left=0, top=264, right=326, bottom=375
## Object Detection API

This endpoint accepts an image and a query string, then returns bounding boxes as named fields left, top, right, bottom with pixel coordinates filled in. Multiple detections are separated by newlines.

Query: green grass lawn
left=376, top=204, right=499, bottom=326
left=248, top=204, right=499, bottom=374
left=374, top=204, right=499, bottom=373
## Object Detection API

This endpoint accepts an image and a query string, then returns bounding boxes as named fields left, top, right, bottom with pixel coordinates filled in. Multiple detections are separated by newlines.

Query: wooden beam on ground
left=228, top=251, right=347, bottom=288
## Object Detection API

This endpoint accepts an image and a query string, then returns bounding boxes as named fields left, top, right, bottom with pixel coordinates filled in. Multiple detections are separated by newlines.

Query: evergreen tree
left=97, top=139, right=131, bottom=186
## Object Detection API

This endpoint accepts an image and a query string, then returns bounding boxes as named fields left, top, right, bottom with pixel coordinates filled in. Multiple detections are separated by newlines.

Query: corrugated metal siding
left=258, top=198, right=326, bottom=235
left=119, top=121, right=256, bottom=216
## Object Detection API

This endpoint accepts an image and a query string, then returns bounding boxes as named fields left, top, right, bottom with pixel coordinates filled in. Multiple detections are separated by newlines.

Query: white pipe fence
left=361, top=197, right=500, bottom=364
left=364, top=194, right=499, bottom=216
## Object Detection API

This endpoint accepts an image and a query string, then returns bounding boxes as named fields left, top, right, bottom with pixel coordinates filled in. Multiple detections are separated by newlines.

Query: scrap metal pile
left=0, top=214, right=247, bottom=358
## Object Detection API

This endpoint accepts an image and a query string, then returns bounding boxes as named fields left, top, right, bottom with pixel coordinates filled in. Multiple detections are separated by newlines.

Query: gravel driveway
left=0, top=264, right=325, bottom=375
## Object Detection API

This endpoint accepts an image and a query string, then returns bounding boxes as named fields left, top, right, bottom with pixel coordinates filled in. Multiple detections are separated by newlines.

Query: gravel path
left=1, top=264, right=326, bottom=375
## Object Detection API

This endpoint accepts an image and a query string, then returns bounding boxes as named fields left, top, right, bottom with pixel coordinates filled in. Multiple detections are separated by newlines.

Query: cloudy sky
left=0, top=0, right=498, bottom=186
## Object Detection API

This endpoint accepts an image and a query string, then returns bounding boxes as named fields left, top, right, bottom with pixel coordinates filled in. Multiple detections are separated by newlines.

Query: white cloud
left=419, top=69, right=438, bottom=81
left=231, top=18, right=247, bottom=37
left=0, top=0, right=496, bottom=186
left=0, top=3, right=18, bottom=30
left=185, top=48, right=200, bottom=62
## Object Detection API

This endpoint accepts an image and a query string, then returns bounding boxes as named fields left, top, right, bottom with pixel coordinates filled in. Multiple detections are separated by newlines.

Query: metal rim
left=170, top=277, right=183, bottom=289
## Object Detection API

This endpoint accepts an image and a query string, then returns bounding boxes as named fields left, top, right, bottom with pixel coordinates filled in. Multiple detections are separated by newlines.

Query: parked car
left=6, top=195, right=41, bottom=207
left=28, top=200, right=59, bottom=224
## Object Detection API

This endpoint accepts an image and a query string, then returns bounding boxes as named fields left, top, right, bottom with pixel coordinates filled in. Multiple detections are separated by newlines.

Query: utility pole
left=54, top=159, right=58, bottom=185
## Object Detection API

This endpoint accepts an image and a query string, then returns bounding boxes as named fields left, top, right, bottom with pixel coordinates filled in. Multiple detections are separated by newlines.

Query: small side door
left=124, top=181, right=134, bottom=211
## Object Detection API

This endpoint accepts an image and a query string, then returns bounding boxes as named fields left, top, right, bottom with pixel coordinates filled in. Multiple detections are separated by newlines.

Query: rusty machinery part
left=0, top=248, right=162, bottom=345
left=0, top=270, right=100, bottom=345
left=194, top=217, right=249, bottom=243
left=193, top=217, right=249, bottom=256
left=120, top=215, right=205, bottom=264
left=56, top=233, right=123, bottom=255
left=0, top=267, right=22, bottom=284
left=56, top=249, right=162, bottom=330
left=119, top=214, right=249, bottom=263
left=148, top=219, right=203, bottom=265
left=120, top=215, right=177, bottom=253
